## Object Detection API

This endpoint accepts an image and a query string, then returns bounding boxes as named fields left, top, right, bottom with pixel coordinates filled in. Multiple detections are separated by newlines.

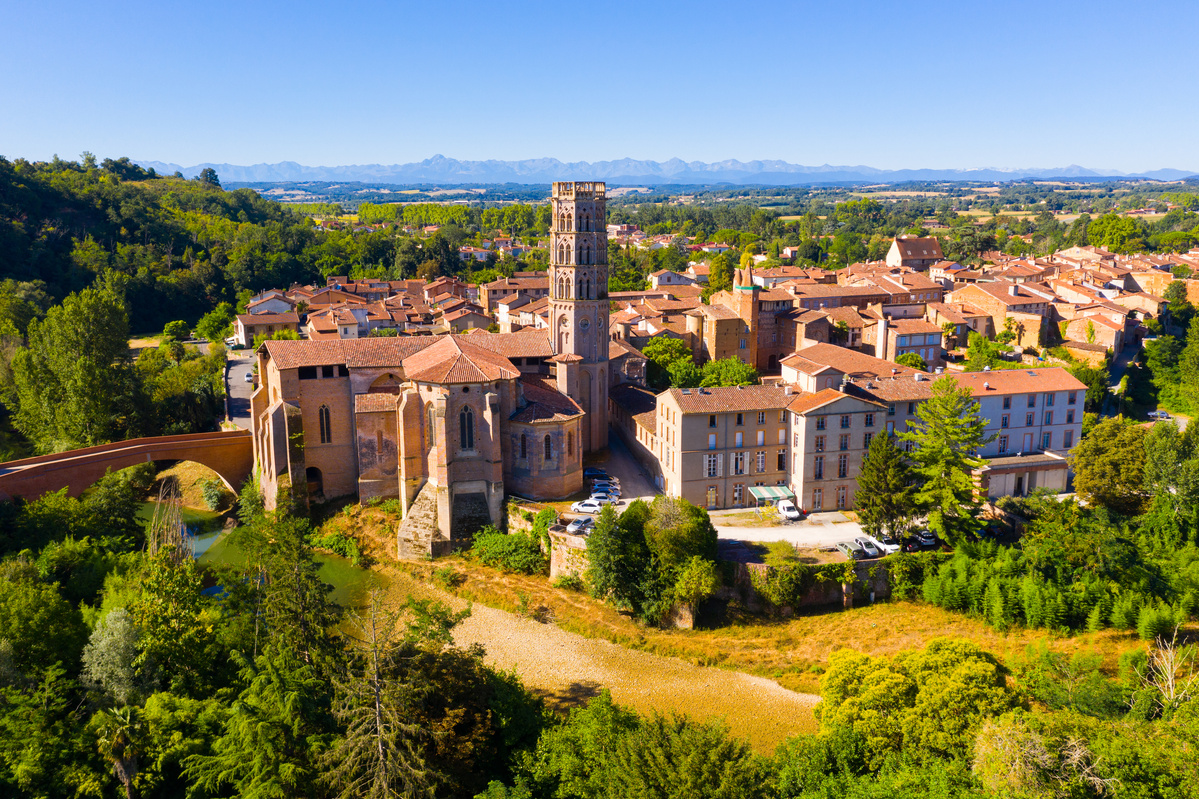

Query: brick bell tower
left=549, top=181, right=609, bottom=453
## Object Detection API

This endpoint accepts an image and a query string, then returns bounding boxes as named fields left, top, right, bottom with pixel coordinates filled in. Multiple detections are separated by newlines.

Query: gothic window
left=566, top=213, right=573, bottom=231
left=567, top=431, right=574, bottom=456
left=520, top=433, right=527, bottom=459
left=544, top=434, right=553, bottom=462
left=318, top=405, right=331, bottom=444
left=580, top=242, right=591, bottom=265
left=460, top=406, right=474, bottom=451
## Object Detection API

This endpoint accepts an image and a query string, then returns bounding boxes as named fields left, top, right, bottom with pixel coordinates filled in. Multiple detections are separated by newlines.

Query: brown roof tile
left=402, top=336, right=520, bottom=383
left=511, top=375, right=584, bottom=422
left=665, top=384, right=791, bottom=414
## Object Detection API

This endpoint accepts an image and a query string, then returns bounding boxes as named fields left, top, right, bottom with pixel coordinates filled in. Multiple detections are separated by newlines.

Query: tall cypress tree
left=854, top=431, right=917, bottom=540
left=900, top=377, right=995, bottom=545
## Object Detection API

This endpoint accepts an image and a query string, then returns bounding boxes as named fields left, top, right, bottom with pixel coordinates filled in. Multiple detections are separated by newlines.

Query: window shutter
left=717, top=454, right=723, bottom=477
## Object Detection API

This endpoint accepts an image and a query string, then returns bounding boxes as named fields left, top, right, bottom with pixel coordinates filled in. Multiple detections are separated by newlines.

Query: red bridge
left=0, top=430, right=254, bottom=501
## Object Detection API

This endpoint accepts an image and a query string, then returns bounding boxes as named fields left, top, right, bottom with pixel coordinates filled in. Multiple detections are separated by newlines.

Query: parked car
left=854, top=536, right=882, bottom=557
left=867, top=535, right=900, bottom=555
left=588, top=492, right=619, bottom=506
left=901, top=537, right=921, bottom=553
left=835, top=541, right=865, bottom=560
left=566, top=517, right=594, bottom=535
left=244, top=372, right=254, bottom=383
left=570, top=500, right=603, bottom=514
left=224, top=337, right=237, bottom=347
left=1149, top=410, right=1171, bottom=420
left=583, top=467, right=608, bottom=479
left=777, top=499, right=802, bottom=521
left=915, top=530, right=938, bottom=548
left=591, top=481, right=621, bottom=497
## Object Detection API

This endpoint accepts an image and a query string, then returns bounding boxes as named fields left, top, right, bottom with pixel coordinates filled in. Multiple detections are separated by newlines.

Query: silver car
left=854, top=537, right=880, bottom=558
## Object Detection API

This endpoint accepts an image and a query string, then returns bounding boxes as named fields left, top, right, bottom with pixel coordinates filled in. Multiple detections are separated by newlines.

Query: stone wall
left=548, top=528, right=589, bottom=579
left=722, top=559, right=892, bottom=614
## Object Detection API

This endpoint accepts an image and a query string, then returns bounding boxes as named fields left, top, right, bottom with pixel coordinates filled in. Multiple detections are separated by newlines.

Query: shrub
left=471, top=526, right=546, bottom=575
left=199, top=477, right=226, bottom=510
left=750, top=562, right=813, bottom=610
left=307, top=530, right=361, bottom=564
left=1136, top=603, right=1179, bottom=642
left=434, top=565, right=465, bottom=589
left=551, top=574, right=585, bottom=592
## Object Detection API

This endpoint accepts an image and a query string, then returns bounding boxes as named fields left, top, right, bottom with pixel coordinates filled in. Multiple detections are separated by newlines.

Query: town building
left=250, top=182, right=613, bottom=557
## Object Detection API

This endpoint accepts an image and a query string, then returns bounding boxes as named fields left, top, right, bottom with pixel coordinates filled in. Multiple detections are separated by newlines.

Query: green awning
left=748, top=486, right=795, bottom=502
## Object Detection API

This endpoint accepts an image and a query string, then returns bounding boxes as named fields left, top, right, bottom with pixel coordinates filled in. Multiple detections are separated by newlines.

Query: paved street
left=709, top=509, right=863, bottom=548
left=225, top=351, right=256, bottom=429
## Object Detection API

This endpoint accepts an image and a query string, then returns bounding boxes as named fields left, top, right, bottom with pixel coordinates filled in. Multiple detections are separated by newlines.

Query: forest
left=0, top=465, right=1195, bottom=798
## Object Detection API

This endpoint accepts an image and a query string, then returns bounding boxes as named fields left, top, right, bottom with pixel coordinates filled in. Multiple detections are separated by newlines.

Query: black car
left=583, top=467, right=607, bottom=480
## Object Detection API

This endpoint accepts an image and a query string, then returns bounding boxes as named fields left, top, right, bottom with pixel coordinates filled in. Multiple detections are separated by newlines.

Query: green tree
left=900, top=377, right=995, bottom=544
left=162, top=320, right=190, bottom=341
left=855, top=431, right=918, bottom=540
left=321, top=592, right=433, bottom=799
left=699, top=358, right=759, bottom=387
left=91, top=705, right=144, bottom=799
left=9, top=281, right=138, bottom=451
left=1068, top=362, right=1109, bottom=412
left=895, top=352, right=928, bottom=371
left=1179, top=316, right=1199, bottom=411
left=1069, top=417, right=1148, bottom=516
left=195, top=302, right=236, bottom=343
left=641, top=336, right=693, bottom=390
left=585, top=504, right=650, bottom=613
left=186, top=646, right=333, bottom=798
left=195, top=168, right=221, bottom=188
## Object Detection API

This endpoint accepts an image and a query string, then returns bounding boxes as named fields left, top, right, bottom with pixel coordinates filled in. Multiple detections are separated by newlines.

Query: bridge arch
left=0, top=431, right=254, bottom=502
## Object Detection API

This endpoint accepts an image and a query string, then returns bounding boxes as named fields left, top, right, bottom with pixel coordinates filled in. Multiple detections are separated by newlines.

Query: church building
left=250, top=182, right=612, bottom=557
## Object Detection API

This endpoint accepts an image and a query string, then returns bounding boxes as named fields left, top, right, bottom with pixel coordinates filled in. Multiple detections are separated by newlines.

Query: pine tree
left=900, top=377, right=995, bottom=545
left=854, top=432, right=917, bottom=540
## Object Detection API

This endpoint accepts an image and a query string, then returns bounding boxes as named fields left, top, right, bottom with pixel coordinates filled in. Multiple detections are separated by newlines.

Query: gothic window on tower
left=520, top=434, right=527, bottom=459
left=318, top=405, right=331, bottom=444
left=460, top=406, right=474, bottom=451
left=544, top=434, right=553, bottom=463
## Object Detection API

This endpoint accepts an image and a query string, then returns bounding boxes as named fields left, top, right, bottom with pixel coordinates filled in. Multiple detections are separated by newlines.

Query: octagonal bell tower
left=549, top=181, right=609, bottom=453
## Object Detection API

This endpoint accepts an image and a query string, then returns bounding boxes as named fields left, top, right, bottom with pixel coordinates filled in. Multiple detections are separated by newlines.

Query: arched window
left=460, top=406, right=474, bottom=451
left=580, top=242, right=591, bottom=265
left=567, top=431, right=574, bottom=457
left=566, top=213, right=573, bottom=231
left=520, top=434, right=527, bottom=459
left=544, top=434, right=553, bottom=462
left=318, top=405, right=331, bottom=444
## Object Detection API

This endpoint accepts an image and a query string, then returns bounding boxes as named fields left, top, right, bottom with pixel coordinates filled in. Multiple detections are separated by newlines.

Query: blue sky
left=2, top=0, right=1196, bottom=172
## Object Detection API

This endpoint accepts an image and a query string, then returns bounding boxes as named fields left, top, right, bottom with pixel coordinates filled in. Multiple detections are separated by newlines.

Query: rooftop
left=664, top=384, right=792, bottom=414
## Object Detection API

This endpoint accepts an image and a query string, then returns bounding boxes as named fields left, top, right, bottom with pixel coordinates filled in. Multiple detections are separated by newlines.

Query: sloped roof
left=402, top=336, right=520, bottom=383
left=787, top=387, right=885, bottom=414
left=510, top=375, right=584, bottom=423
left=893, top=237, right=944, bottom=259
left=665, top=384, right=792, bottom=414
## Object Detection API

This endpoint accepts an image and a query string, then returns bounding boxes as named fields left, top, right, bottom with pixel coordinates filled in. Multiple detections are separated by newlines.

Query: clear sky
left=2, top=0, right=1196, bottom=172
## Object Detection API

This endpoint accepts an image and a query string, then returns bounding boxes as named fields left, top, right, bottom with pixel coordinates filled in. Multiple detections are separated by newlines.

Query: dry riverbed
left=376, top=566, right=819, bottom=752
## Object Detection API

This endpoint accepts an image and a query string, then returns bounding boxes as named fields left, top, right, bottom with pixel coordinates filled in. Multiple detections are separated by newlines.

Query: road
left=709, top=509, right=863, bottom=548
left=225, top=351, right=256, bottom=429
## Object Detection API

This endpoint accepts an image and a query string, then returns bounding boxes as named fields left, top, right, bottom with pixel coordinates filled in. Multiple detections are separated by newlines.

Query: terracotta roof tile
left=511, top=375, right=584, bottom=422
left=665, top=384, right=791, bottom=414
left=402, top=336, right=520, bottom=383
left=238, top=312, right=299, bottom=326
left=354, top=393, right=399, bottom=413
left=610, top=383, right=658, bottom=433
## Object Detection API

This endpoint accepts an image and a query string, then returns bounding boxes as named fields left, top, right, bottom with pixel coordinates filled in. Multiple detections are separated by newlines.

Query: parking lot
left=710, top=508, right=865, bottom=549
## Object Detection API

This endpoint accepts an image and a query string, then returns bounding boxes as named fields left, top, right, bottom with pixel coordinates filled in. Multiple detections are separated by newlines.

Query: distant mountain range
left=135, top=155, right=1199, bottom=186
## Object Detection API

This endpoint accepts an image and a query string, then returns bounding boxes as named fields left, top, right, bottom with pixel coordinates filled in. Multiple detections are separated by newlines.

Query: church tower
left=549, top=181, right=609, bottom=453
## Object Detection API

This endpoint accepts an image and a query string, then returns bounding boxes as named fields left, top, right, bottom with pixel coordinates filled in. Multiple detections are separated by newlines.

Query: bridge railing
left=0, top=430, right=252, bottom=472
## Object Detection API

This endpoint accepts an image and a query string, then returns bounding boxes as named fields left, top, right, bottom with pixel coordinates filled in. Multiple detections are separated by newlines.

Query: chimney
left=876, top=317, right=888, bottom=360
left=1008, top=285, right=1018, bottom=296
left=784, top=384, right=793, bottom=395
